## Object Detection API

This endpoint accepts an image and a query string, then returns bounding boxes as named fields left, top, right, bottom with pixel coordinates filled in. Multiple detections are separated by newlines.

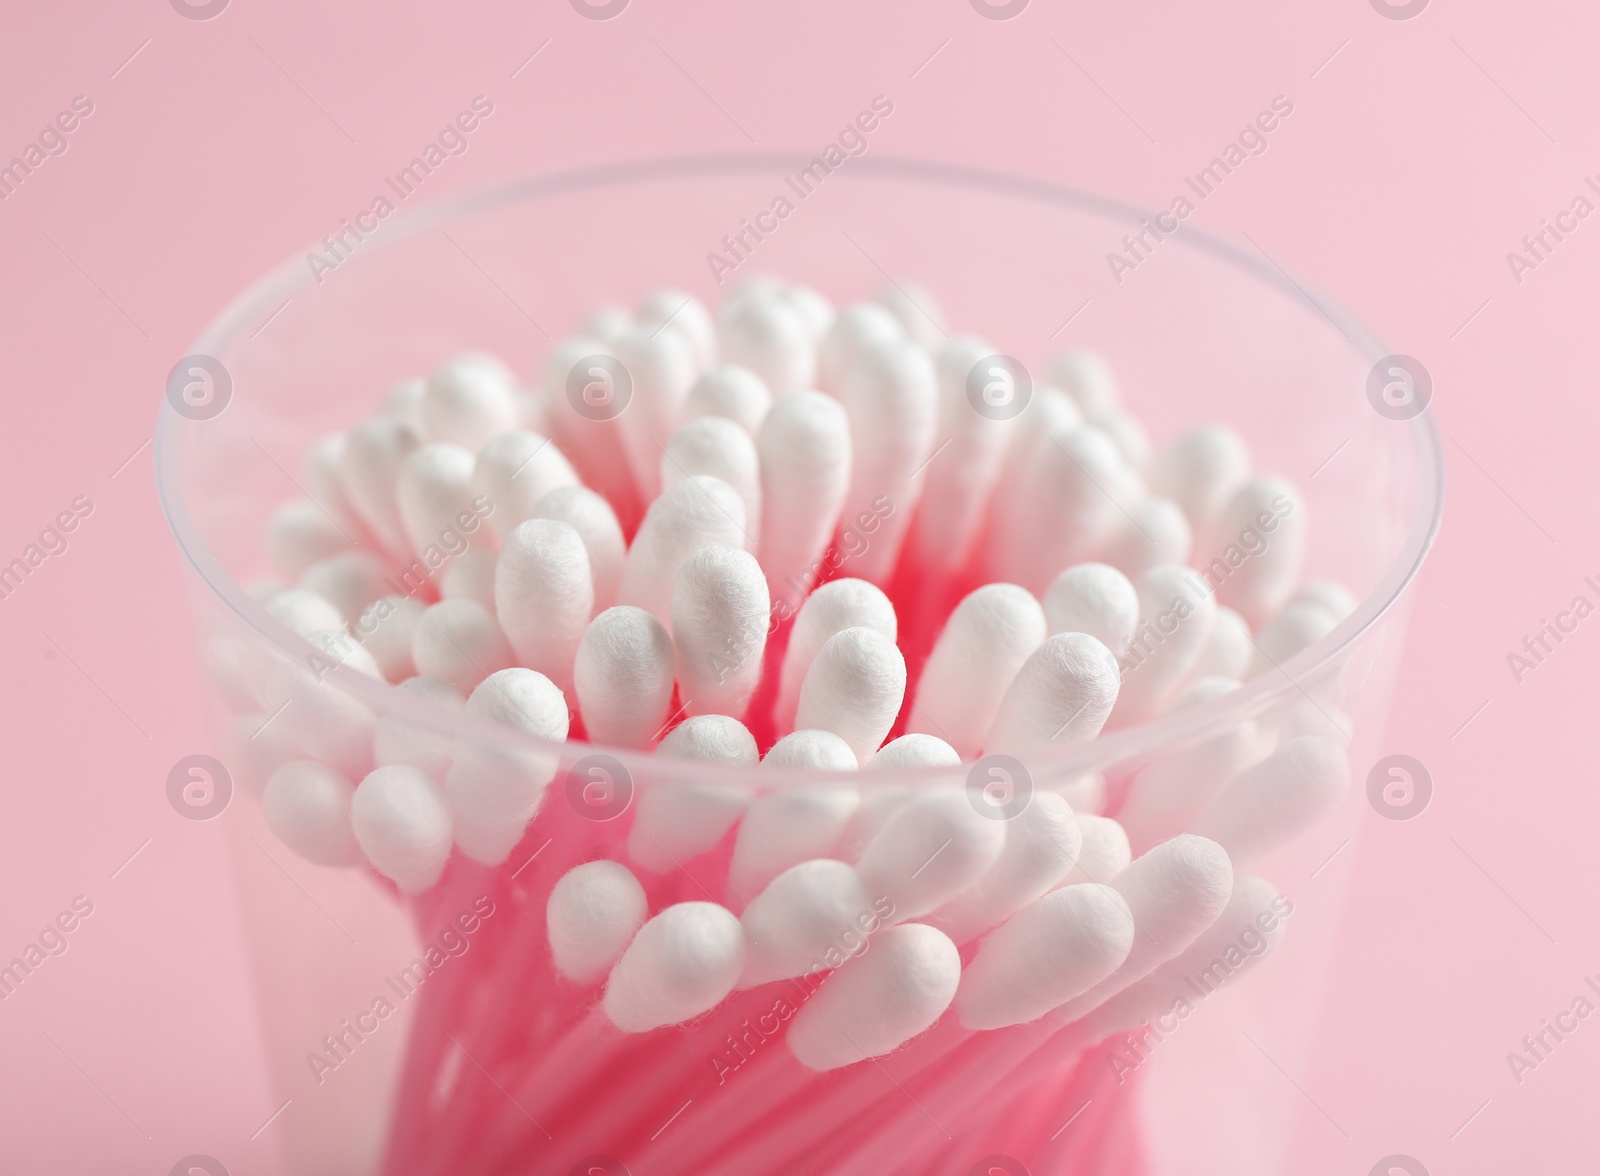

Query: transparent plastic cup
left=158, top=155, right=1442, bottom=1176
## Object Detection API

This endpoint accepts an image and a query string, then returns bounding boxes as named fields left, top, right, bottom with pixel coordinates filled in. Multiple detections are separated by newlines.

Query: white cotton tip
left=1070, top=875, right=1287, bottom=1045
left=1199, top=475, right=1306, bottom=628
left=875, top=281, right=946, bottom=350
left=396, top=443, right=491, bottom=563
left=684, top=365, right=774, bottom=437
left=304, top=434, right=360, bottom=532
left=909, top=584, right=1046, bottom=760
left=717, top=295, right=814, bottom=398
left=542, top=335, right=640, bottom=527
left=439, top=548, right=497, bottom=609
left=787, top=923, right=960, bottom=1071
left=738, top=859, right=878, bottom=988
left=373, top=675, right=462, bottom=778
left=991, top=425, right=1127, bottom=594
left=1051, top=773, right=1106, bottom=815
left=627, top=779, right=751, bottom=873
left=339, top=415, right=420, bottom=556
left=1046, top=349, right=1120, bottom=420
left=727, top=782, right=860, bottom=909
left=957, top=883, right=1135, bottom=1031
left=1042, top=563, right=1140, bottom=656
left=638, top=289, right=717, bottom=370
left=1152, top=424, right=1251, bottom=548
left=1192, top=735, right=1348, bottom=862
left=794, top=627, right=907, bottom=764
left=855, top=790, right=1007, bottom=922
left=1251, top=600, right=1339, bottom=678
left=381, top=377, right=428, bottom=436
left=931, top=791, right=1083, bottom=945
left=1059, top=814, right=1132, bottom=885
left=662, top=416, right=762, bottom=550
left=532, top=485, right=625, bottom=613
left=658, top=714, right=759, bottom=764
left=263, top=761, right=362, bottom=867
left=617, top=475, right=747, bottom=627
left=1188, top=605, right=1253, bottom=684
left=353, top=595, right=425, bottom=682
left=471, top=430, right=580, bottom=541
left=774, top=579, right=897, bottom=739
left=447, top=668, right=568, bottom=866
left=617, top=324, right=700, bottom=500
left=837, top=336, right=939, bottom=584
left=1052, top=834, right=1234, bottom=1023
left=264, top=587, right=347, bottom=640
left=756, top=391, right=852, bottom=608
left=246, top=580, right=286, bottom=604
left=299, top=552, right=391, bottom=622
left=1099, top=496, right=1193, bottom=582
left=1116, top=678, right=1261, bottom=855
left=574, top=606, right=675, bottom=749
left=494, top=518, right=594, bottom=695
left=907, top=335, right=1012, bottom=577
left=256, top=656, right=375, bottom=778
left=780, top=284, right=835, bottom=340
left=984, top=632, right=1121, bottom=757
left=421, top=354, right=520, bottom=452
left=1111, top=565, right=1217, bottom=726
left=1098, top=412, right=1152, bottom=472
left=351, top=764, right=454, bottom=893
left=761, top=733, right=860, bottom=776
left=602, top=902, right=746, bottom=1033
left=581, top=302, right=634, bottom=346
left=1292, top=579, right=1358, bottom=622
left=302, top=628, right=384, bottom=683
left=411, top=598, right=514, bottom=694
left=223, top=708, right=299, bottom=797
left=265, top=501, right=353, bottom=580
left=869, top=733, right=960, bottom=768
left=816, top=302, right=904, bottom=394
left=547, top=860, right=650, bottom=985
left=673, top=545, right=771, bottom=720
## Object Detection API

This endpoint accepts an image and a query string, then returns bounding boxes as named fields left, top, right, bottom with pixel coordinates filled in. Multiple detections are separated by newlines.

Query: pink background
left=0, top=0, right=1594, bottom=1172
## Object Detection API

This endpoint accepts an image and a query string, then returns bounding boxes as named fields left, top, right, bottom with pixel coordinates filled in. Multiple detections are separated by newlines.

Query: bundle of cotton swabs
left=230, top=276, right=1357, bottom=1174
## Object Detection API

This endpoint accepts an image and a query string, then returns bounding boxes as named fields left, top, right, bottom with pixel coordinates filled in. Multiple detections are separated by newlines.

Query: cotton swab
left=1098, top=411, right=1152, bottom=472
left=421, top=354, right=520, bottom=452
left=792, top=627, right=907, bottom=764
left=617, top=324, right=700, bottom=501
left=718, top=295, right=814, bottom=398
left=1191, top=735, right=1348, bottom=861
left=265, top=500, right=352, bottom=580
left=1198, top=475, right=1306, bottom=627
left=262, top=760, right=362, bottom=866
left=580, top=303, right=633, bottom=346
left=1098, top=495, right=1193, bottom=581
left=438, top=549, right=497, bottom=609
left=471, top=430, right=579, bottom=541
left=411, top=599, right=514, bottom=693
left=683, top=365, right=774, bottom=436
left=1188, top=604, right=1253, bottom=683
left=996, top=425, right=1128, bottom=595
left=834, top=336, right=938, bottom=584
left=875, top=281, right=946, bottom=350
left=1059, top=813, right=1132, bottom=885
left=1046, top=348, right=1120, bottom=420
left=546, top=860, right=649, bottom=985
left=786, top=923, right=960, bottom=1071
left=303, top=433, right=359, bottom=532
left=672, top=544, right=771, bottom=719
left=493, top=518, right=593, bottom=695
left=373, top=675, right=462, bottom=778
left=727, top=784, right=859, bottom=908
left=299, top=552, right=389, bottom=623
left=1041, top=562, right=1139, bottom=656
left=617, top=475, right=748, bottom=626
left=541, top=335, right=641, bottom=529
left=1251, top=598, right=1340, bottom=677
left=1151, top=423, right=1250, bottom=549
left=396, top=443, right=492, bottom=561
left=908, top=583, right=1046, bottom=760
left=626, top=710, right=755, bottom=870
left=338, top=414, right=419, bottom=555
left=657, top=713, right=760, bottom=764
left=816, top=301, right=903, bottom=395
left=602, top=902, right=746, bottom=1033
left=755, top=390, right=852, bottom=606
left=956, top=882, right=1135, bottom=1030
left=855, top=790, right=1006, bottom=922
left=263, top=587, right=346, bottom=639
left=930, top=790, right=1082, bottom=946
left=661, top=417, right=763, bottom=552
left=736, top=858, right=877, bottom=988
left=531, top=485, right=626, bottom=613
left=1110, top=564, right=1218, bottom=726
left=637, top=289, right=717, bottom=371
left=350, top=764, right=454, bottom=893
left=573, top=606, right=675, bottom=749
left=774, top=578, right=896, bottom=737
left=984, top=632, right=1121, bottom=757
left=1291, top=579, right=1357, bottom=621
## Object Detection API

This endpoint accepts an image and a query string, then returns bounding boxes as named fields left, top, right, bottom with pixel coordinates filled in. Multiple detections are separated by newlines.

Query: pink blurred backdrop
left=0, top=0, right=1594, bottom=1172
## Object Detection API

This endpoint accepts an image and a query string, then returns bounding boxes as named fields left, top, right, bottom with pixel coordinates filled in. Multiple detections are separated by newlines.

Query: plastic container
left=157, top=154, right=1443, bottom=1176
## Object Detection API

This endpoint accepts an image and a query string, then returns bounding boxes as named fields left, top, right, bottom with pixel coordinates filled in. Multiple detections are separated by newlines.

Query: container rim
left=155, top=152, right=1445, bottom=787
